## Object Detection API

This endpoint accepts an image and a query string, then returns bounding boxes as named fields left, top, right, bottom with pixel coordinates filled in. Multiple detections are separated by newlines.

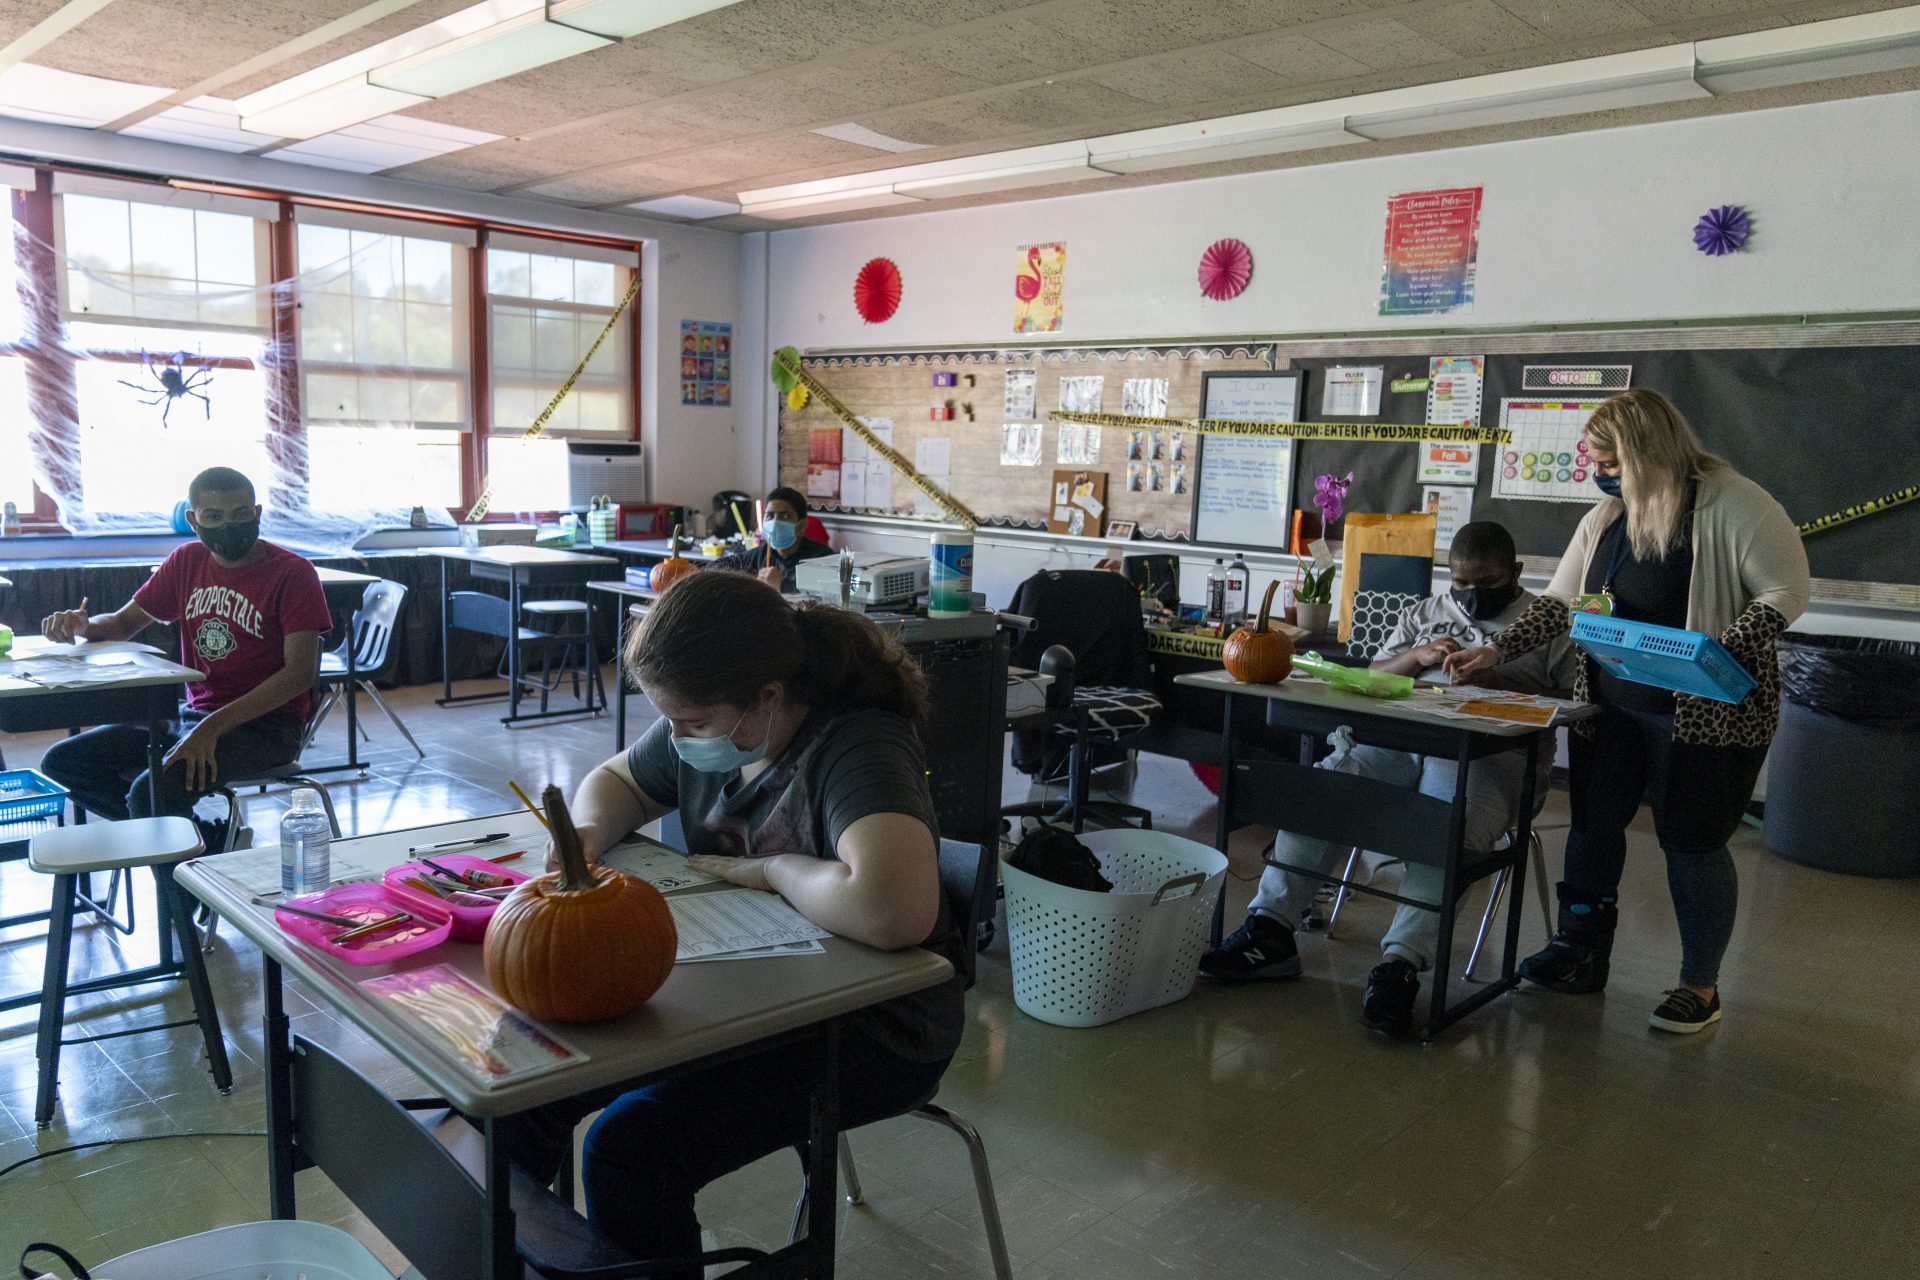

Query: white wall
left=764, top=91, right=1920, bottom=350
left=0, top=117, right=747, bottom=509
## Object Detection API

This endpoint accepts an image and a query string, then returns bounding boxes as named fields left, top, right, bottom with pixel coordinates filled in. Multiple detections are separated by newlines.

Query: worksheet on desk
left=669, top=889, right=830, bottom=960
left=602, top=841, right=719, bottom=893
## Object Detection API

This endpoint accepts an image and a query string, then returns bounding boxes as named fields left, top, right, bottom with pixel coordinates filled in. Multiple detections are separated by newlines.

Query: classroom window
left=72, top=357, right=272, bottom=515
left=58, top=193, right=268, bottom=330
left=0, top=356, right=33, bottom=509
left=295, top=215, right=472, bottom=510
left=486, top=239, right=633, bottom=438
left=484, top=435, right=572, bottom=512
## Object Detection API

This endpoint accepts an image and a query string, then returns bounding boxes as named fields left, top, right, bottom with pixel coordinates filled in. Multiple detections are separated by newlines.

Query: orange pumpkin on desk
left=484, top=786, right=677, bottom=1022
left=1223, top=580, right=1294, bottom=685
left=649, top=524, right=698, bottom=593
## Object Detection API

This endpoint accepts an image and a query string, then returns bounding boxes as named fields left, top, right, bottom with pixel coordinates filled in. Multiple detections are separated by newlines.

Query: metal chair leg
left=915, top=1104, right=1013, bottom=1280
left=838, top=1132, right=864, bottom=1206
left=1324, top=847, right=1363, bottom=939
left=1464, top=866, right=1510, bottom=981
left=303, top=688, right=339, bottom=751
left=1529, top=830, right=1552, bottom=942
left=364, top=683, right=425, bottom=758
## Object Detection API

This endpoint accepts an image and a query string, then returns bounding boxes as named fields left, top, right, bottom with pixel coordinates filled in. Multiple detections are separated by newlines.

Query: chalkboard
left=1191, top=371, right=1302, bottom=551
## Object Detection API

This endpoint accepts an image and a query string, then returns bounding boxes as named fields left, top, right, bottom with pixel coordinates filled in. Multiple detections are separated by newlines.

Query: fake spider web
left=4, top=216, right=462, bottom=553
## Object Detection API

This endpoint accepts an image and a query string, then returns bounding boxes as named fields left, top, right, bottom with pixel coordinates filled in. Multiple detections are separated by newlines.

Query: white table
left=176, top=809, right=953, bottom=1278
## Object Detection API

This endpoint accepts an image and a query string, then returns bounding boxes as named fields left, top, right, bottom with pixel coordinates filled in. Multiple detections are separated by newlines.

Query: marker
left=406, top=832, right=511, bottom=853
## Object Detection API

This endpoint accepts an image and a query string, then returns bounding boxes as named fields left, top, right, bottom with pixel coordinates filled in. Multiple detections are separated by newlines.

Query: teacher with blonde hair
left=1446, top=389, right=1808, bottom=1034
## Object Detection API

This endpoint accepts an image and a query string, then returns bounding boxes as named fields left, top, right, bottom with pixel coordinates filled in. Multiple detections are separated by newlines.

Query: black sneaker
left=1199, top=915, right=1301, bottom=981
left=1517, top=937, right=1611, bottom=994
left=1360, top=958, right=1420, bottom=1038
left=1649, top=988, right=1721, bottom=1034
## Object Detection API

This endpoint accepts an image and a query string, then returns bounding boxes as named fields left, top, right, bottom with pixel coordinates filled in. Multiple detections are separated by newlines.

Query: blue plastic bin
left=1570, top=613, right=1757, bottom=704
left=0, top=769, right=67, bottom=825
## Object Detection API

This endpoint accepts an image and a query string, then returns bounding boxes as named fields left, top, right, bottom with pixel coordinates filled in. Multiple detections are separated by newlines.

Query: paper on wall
left=1058, top=375, right=1104, bottom=414
left=866, top=462, right=891, bottom=509
left=1003, top=368, right=1037, bottom=418
left=1000, top=423, right=1043, bottom=466
left=1071, top=490, right=1104, bottom=517
left=915, top=436, right=951, bottom=475
left=1423, top=485, right=1473, bottom=552
left=1121, top=377, right=1168, bottom=417
left=1321, top=366, right=1384, bottom=418
left=1420, top=356, right=1484, bottom=485
left=838, top=464, right=867, bottom=507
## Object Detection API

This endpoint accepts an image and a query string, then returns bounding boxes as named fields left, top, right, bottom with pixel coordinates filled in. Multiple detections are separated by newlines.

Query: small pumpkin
left=484, top=786, right=677, bottom=1022
left=1223, top=580, right=1294, bottom=685
left=649, top=523, right=698, bottom=593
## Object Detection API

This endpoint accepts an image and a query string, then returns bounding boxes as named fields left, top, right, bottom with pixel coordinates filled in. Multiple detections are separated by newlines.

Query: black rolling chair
left=790, top=838, right=1012, bottom=1279
left=1003, top=570, right=1160, bottom=834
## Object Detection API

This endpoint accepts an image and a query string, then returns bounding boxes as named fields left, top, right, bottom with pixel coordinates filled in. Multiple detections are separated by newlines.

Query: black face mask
left=1451, top=581, right=1520, bottom=621
left=197, top=519, right=260, bottom=562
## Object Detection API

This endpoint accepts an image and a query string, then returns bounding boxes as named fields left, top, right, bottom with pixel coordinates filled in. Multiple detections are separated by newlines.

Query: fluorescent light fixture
left=548, top=0, right=746, bottom=39
left=122, top=97, right=280, bottom=153
left=0, top=63, right=170, bottom=129
left=811, top=122, right=930, bottom=154
left=627, top=194, right=742, bottom=219
left=369, top=8, right=610, bottom=98
left=893, top=141, right=1106, bottom=198
left=741, top=186, right=924, bottom=220
left=274, top=114, right=503, bottom=173
left=240, top=77, right=429, bottom=140
left=1696, top=8, right=1920, bottom=93
left=1344, top=47, right=1705, bottom=140
left=1090, top=106, right=1361, bottom=174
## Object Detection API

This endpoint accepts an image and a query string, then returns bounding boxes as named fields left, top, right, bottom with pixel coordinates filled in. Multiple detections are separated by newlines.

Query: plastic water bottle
left=1228, top=554, right=1250, bottom=620
left=280, top=789, right=331, bottom=895
left=1205, top=558, right=1227, bottom=624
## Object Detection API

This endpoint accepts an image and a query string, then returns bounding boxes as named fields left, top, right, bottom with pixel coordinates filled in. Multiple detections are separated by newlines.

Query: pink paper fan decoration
left=1198, top=238, right=1253, bottom=301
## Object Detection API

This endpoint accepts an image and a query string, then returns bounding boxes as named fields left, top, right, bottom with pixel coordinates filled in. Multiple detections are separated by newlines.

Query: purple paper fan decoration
left=1693, top=205, right=1750, bottom=257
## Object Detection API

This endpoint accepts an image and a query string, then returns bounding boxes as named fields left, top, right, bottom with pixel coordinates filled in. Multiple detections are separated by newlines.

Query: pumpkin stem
left=1255, top=579, right=1280, bottom=633
left=543, top=785, right=598, bottom=892
left=668, top=523, right=684, bottom=556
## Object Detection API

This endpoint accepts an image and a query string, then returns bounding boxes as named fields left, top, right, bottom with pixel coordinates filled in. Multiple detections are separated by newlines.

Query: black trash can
left=1766, top=633, right=1920, bottom=876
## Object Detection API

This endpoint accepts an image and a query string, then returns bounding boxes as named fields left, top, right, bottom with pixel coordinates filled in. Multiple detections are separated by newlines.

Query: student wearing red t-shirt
left=38, top=467, right=333, bottom=838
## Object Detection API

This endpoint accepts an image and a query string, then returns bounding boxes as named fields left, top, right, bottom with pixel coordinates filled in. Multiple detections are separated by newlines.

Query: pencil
left=509, top=780, right=552, bottom=831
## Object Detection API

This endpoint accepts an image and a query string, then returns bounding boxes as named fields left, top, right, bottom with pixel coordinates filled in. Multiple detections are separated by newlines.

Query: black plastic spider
left=117, top=351, right=213, bottom=426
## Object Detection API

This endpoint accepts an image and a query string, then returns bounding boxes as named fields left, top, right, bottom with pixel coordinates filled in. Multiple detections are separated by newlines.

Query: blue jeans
left=38, top=713, right=302, bottom=823
left=1564, top=704, right=1763, bottom=987
left=494, top=1030, right=949, bottom=1269
left=1249, top=737, right=1529, bottom=971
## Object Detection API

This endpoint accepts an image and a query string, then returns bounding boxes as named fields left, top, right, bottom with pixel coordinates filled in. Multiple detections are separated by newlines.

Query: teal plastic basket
left=1570, top=613, right=1757, bottom=704
left=0, top=769, right=67, bottom=825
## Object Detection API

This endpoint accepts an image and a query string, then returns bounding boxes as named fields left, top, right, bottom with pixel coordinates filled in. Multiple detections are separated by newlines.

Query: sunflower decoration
left=786, top=383, right=811, bottom=411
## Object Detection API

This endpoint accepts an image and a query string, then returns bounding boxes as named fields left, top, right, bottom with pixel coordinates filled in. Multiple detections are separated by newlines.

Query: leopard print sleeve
left=1493, top=594, right=1571, bottom=661
left=1719, top=599, right=1790, bottom=676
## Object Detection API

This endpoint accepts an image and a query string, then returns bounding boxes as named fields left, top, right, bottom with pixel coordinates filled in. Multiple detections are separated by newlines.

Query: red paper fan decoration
left=853, top=257, right=903, bottom=323
left=1198, top=238, right=1253, bottom=301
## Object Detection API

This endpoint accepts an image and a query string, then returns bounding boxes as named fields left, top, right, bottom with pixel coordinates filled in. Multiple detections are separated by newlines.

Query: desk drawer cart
left=1002, top=828, right=1227, bottom=1028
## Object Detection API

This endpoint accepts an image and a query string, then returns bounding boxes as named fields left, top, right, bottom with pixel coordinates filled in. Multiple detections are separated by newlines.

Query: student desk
left=175, top=810, right=953, bottom=1280
left=428, top=547, right=621, bottom=726
left=584, top=578, right=659, bottom=749
left=1177, top=668, right=1593, bottom=1041
left=595, top=538, right=726, bottom=563
left=307, top=566, right=381, bottom=773
left=0, top=637, right=205, bottom=1010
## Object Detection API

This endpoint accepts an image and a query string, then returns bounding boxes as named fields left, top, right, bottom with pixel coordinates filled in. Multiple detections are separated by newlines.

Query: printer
left=793, top=552, right=929, bottom=610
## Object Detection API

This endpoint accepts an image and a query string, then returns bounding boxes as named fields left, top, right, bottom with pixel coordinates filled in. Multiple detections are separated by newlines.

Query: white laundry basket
left=86, top=1221, right=396, bottom=1279
left=1002, top=828, right=1228, bottom=1028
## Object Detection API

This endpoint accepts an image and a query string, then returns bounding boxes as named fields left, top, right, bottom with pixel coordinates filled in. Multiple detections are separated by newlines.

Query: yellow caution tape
left=1796, top=483, right=1920, bottom=537
left=775, top=349, right=980, bottom=528
left=1050, top=409, right=1510, bottom=444
left=466, top=272, right=642, bottom=523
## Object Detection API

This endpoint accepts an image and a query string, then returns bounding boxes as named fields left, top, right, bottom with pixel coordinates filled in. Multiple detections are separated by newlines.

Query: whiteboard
left=1191, top=372, right=1301, bottom=551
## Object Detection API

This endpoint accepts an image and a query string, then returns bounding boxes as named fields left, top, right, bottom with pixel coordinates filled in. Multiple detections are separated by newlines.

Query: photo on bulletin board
left=1190, top=370, right=1302, bottom=552
left=1049, top=469, right=1107, bottom=537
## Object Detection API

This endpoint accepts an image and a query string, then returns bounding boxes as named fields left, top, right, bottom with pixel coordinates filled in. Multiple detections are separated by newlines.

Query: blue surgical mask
left=762, top=517, right=798, bottom=551
left=670, top=705, right=770, bottom=774
left=1594, top=473, right=1623, bottom=499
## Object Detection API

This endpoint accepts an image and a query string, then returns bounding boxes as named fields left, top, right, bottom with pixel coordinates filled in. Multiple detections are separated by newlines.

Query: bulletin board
left=777, top=345, right=1271, bottom=539
left=779, top=321, right=1920, bottom=602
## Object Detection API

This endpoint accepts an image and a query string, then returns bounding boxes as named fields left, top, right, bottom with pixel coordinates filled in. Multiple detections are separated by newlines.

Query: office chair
left=1002, top=570, right=1160, bottom=834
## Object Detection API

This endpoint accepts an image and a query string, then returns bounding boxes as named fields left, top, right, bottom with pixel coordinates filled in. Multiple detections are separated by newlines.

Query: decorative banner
left=467, top=271, right=641, bottom=521
left=1693, top=204, right=1751, bottom=257
left=1197, top=237, right=1253, bottom=301
left=1380, top=187, right=1482, bottom=317
left=1050, top=408, right=1509, bottom=444
left=853, top=257, right=903, bottom=323
left=771, top=346, right=979, bottom=527
left=1013, top=241, right=1066, bottom=334
left=679, top=319, right=732, bottom=406
left=1796, top=482, right=1919, bottom=537
left=1521, top=364, right=1632, bottom=393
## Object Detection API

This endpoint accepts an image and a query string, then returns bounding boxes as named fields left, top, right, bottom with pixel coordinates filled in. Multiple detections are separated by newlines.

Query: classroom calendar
left=1492, top=398, right=1605, bottom=502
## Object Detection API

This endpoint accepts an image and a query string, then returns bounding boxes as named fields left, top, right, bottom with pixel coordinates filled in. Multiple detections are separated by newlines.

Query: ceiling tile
left=1313, top=16, right=1462, bottom=70
left=1625, top=0, right=1776, bottom=19
left=645, top=81, right=860, bottom=135
left=856, top=99, right=1014, bottom=148
left=380, top=141, right=560, bottom=191
left=1489, top=0, right=1654, bottom=38
left=778, top=48, right=990, bottom=113
left=970, top=77, right=1162, bottom=132
left=910, top=23, right=1085, bottom=83
left=1230, top=33, right=1378, bottom=85
left=1084, top=47, right=1291, bottom=107
left=0, top=2, right=75, bottom=48
left=1393, top=0, right=1552, bottom=58
left=33, top=0, right=378, bottom=88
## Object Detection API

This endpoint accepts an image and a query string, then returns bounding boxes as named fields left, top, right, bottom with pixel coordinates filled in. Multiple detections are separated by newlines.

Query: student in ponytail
left=511, top=570, right=965, bottom=1265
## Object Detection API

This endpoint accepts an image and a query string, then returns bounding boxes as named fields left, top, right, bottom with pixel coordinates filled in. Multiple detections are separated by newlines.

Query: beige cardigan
left=1498, top=466, right=1810, bottom=747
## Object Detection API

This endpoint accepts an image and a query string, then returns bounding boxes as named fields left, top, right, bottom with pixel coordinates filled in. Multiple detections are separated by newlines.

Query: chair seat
left=30, top=815, right=203, bottom=875
left=1050, top=686, right=1161, bottom=742
left=521, top=599, right=590, bottom=615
